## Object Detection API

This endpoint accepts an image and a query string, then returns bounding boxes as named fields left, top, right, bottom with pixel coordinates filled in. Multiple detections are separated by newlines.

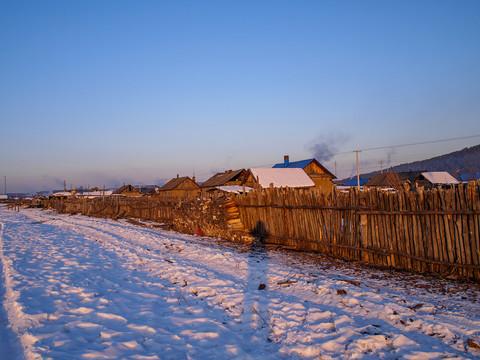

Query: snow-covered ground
left=1, top=205, right=479, bottom=360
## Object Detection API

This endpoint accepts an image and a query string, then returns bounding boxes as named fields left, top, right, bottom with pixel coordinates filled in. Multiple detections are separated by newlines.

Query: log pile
left=172, top=197, right=250, bottom=242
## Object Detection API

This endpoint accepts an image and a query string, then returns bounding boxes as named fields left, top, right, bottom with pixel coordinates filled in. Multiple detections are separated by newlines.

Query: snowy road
left=0, top=205, right=479, bottom=359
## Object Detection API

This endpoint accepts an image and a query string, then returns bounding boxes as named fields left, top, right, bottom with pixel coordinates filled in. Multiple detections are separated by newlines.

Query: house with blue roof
left=342, top=177, right=369, bottom=187
left=459, top=173, right=480, bottom=182
left=272, top=156, right=336, bottom=193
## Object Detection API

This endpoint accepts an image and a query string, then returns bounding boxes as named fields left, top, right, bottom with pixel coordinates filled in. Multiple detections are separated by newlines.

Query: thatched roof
left=200, top=169, right=247, bottom=188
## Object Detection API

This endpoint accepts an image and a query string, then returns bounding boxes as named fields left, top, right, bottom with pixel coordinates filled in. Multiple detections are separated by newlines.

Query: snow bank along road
left=0, top=205, right=479, bottom=359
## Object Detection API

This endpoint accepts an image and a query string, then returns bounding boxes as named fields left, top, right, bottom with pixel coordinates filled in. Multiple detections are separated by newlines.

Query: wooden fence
left=45, top=196, right=179, bottom=224
left=233, top=182, right=480, bottom=280
left=38, top=182, right=480, bottom=281
left=41, top=195, right=247, bottom=242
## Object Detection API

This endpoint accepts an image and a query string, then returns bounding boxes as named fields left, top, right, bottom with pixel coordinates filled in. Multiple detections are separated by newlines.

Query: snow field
left=0, top=205, right=479, bottom=359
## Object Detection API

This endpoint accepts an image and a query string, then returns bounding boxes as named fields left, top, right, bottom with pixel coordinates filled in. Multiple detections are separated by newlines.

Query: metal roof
left=343, top=178, right=369, bottom=186
left=273, top=158, right=336, bottom=179
left=273, top=158, right=315, bottom=169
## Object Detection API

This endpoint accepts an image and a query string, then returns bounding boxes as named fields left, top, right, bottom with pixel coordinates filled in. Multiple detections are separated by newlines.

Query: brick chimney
left=176, top=174, right=179, bottom=178
left=284, top=155, right=289, bottom=167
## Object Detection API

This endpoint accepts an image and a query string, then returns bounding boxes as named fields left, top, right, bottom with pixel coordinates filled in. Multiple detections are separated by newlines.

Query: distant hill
left=342, top=144, right=480, bottom=182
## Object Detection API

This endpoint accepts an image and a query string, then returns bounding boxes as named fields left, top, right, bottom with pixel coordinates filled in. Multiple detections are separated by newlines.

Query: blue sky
left=1, top=1, right=479, bottom=192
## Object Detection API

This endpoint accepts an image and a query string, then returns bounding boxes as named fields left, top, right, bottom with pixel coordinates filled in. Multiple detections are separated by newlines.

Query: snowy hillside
left=1, top=205, right=479, bottom=359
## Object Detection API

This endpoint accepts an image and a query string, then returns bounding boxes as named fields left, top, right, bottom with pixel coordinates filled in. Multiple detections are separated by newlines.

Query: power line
left=336, top=134, right=480, bottom=155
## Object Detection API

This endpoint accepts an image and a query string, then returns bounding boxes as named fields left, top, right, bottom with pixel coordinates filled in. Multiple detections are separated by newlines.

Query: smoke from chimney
left=386, top=148, right=396, bottom=167
left=306, top=134, right=349, bottom=162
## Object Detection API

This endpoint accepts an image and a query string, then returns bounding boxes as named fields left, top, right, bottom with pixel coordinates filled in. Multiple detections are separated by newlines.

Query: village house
left=158, top=175, right=200, bottom=199
left=363, top=171, right=458, bottom=189
left=200, top=169, right=249, bottom=196
left=140, top=185, right=160, bottom=196
left=77, top=188, right=113, bottom=198
left=49, top=191, right=74, bottom=199
left=112, top=184, right=142, bottom=197
left=243, top=168, right=315, bottom=189
left=340, top=177, right=369, bottom=187
left=414, top=172, right=459, bottom=188
left=272, top=156, right=336, bottom=193
left=459, top=173, right=480, bottom=182
left=363, top=171, right=424, bottom=189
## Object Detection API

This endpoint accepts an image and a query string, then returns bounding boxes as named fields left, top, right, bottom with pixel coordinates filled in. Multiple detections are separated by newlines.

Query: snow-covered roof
left=77, top=190, right=113, bottom=198
left=216, top=185, right=253, bottom=194
left=249, top=168, right=315, bottom=188
left=421, top=172, right=459, bottom=185
left=0, top=194, right=8, bottom=200
left=50, top=192, right=73, bottom=197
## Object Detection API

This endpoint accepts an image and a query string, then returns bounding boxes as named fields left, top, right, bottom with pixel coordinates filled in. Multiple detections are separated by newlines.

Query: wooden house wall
left=158, top=179, right=200, bottom=199
left=304, top=162, right=329, bottom=176
left=310, top=176, right=334, bottom=193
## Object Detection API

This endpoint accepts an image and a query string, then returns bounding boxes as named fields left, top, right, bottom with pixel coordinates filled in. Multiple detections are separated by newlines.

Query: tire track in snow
left=0, top=217, right=39, bottom=360
left=4, top=209, right=284, bottom=358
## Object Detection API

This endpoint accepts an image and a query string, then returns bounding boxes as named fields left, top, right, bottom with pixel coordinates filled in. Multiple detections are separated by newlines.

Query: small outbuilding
left=77, top=189, right=113, bottom=198
left=415, top=172, right=459, bottom=188
left=49, top=191, right=74, bottom=199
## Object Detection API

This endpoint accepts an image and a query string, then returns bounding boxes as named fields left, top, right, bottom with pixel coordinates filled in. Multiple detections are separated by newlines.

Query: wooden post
left=354, top=150, right=362, bottom=188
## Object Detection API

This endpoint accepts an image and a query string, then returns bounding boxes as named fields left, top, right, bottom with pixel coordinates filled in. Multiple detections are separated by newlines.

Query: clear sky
left=1, top=1, right=479, bottom=193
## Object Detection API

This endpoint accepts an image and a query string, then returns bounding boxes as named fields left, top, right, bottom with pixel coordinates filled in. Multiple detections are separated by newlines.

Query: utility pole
left=334, top=161, right=337, bottom=177
left=354, top=150, right=362, bottom=188
left=380, top=160, right=383, bottom=173
left=4, top=176, right=6, bottom=195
